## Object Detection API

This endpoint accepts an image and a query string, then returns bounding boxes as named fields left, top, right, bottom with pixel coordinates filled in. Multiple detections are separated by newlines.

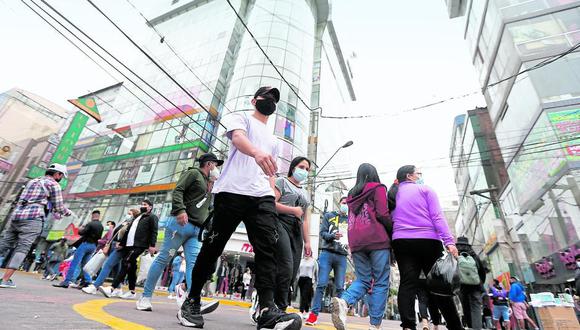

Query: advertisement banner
left=547, top=108, right=580, bottom=161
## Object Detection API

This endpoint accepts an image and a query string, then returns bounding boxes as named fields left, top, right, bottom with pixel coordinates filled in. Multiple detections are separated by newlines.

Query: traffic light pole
left=470, top=186, right=525, bottom=280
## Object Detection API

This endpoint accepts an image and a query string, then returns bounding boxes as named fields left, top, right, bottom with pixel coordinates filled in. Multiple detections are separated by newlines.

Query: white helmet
left=47, top=163, right=68, bottom=178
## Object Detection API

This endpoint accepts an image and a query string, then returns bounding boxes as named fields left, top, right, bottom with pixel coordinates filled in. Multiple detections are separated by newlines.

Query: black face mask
left=140, top=206, right=149, bottom=214
left=255, top=99, right=276, bottom=116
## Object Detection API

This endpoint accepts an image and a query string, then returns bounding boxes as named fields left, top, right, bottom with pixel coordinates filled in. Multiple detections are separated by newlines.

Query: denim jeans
left=44, top=260, right=61, bottom=277
left=142, top=216, right=201, bottom=298
left=311, top=250, right=347, bottom=315
left=341, top=249, right=391, bottom=326
left=64, top=242, right=96, bottom=284
left=93, top=248, right=122, bottom=287
left=169, top=270, right=185, bottom=293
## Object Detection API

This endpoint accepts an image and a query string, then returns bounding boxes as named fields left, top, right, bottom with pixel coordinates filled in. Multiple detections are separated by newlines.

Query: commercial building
left=446, top=0, right=580, bottom=289
left=42, top=0, right=355, bottom=266
left=0, top=89, right=69, bottom=226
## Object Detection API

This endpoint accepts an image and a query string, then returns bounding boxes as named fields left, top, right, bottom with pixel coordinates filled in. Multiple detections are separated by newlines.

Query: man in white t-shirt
left=178, top=87, right=301, bottom=330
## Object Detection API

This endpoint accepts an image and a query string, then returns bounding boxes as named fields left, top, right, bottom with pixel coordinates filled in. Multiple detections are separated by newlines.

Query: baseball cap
left=197, top=153, right=224, bottom=166
left=253, top=86, right=280, bottom=103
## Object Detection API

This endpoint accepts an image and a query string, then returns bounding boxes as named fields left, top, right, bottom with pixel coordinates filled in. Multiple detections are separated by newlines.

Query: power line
left=123, top=0, right=234, bottom=115
left=28, top=0, right=228, bottom=154
left=486, top=41, right=580, bottom=89
left=84, top=0, right=227, bottom=130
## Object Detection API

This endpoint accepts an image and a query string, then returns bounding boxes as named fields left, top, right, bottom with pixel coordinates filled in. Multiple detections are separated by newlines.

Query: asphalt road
left=0, top=271, right=409, bottom=329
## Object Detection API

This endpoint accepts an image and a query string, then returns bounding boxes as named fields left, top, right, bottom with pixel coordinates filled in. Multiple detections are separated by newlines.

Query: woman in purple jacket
left=387, top=165, right=461, bottom=330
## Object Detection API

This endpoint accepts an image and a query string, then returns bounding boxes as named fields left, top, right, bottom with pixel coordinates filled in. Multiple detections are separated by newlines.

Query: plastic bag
left=426, top=252, right=460, bottom=296
left=83, top=250, right=107, bottom=276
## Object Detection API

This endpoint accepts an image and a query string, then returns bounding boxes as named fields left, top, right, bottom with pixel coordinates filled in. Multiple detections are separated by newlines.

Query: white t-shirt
left=125, top=215, right=142, bottom=247
left=212, top=111, right=280, bottom=197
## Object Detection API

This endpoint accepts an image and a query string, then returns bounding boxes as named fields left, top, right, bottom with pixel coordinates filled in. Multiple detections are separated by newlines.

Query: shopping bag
left=137, top=253, right=154, bottom=285
left=83, top=250, right=107, bottom=276
left=426, top=252, right=460, bottom=296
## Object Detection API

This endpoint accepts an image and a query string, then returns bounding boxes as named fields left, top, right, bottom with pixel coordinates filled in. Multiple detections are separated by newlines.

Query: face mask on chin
left=255, top=98, right=276, bottom=116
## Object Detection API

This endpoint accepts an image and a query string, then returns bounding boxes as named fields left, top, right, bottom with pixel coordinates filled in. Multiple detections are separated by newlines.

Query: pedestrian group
left=0, top=87, right=543, bottom=330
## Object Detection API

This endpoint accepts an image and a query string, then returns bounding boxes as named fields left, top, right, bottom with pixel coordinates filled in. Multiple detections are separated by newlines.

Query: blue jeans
left=169, top=271, right=185, bottom=293
left=143, top=216, right=201, bottom=298
left=64, top=242, right=96, bottom=284
left=341, top=249, right=391, bottom=326
left=93, top=248, right=122, bottom=287
left=311, top=250, right=347, bottom=315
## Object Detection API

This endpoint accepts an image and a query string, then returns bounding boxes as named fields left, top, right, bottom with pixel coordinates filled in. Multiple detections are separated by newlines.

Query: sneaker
left=200, top=300, right=219, bottom=315
left=49, top=274, right=58, bottom=281
left=369, top=325, right=382, bottom=330
left=69, top=282, right=80, bottom=288
left=52, top=281, right=69, bottom=288
left=177, top=297, right=204, bottom=328
left=168, top=293, right=176, bottom=300
left=0, top=279, right=16, bottom=288
left=421, top=318, right=429, bottom=330
left=305, top=312, right=318, bottom=325
left=120, top=291, right=136, bottom=300
left=257, top=306, right=301, bottom=330
left=136, top=296, right=153, bottom=311
left=331, top=297, right=348, bottom=330
left=82, top=284, right=97, bottom=295
left=301, top=312, right=308, bottom=319
left=249, top=290, right=260, bottom=325
left=111, top=288, right=123, bottom=298
left=176, top=285, right=187, bottom=308
left=98, top=286, right=112, bottom=297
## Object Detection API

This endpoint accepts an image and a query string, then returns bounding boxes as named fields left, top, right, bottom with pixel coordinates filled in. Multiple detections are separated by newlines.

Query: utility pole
left=470, top=185, right=524, bottom=280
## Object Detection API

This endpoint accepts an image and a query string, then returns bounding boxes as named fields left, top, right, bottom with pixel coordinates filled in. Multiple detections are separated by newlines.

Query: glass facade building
left=447, top=0, right=580, bottom=288
left=42, top=0, right=355, bottom=258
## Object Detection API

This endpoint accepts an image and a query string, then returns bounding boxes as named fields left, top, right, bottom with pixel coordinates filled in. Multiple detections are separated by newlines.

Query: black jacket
left=319, top=211, right=349, bottom=256
left=119, top=213, right=159, bottom=248
left=78, top=220, right=104, bottom=245
left=458, top=244, right=486, bottom=290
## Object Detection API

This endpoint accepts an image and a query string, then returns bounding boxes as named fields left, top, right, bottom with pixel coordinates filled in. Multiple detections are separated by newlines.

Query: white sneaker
left=175, top=284, right=187, bottom=308
left=369, top=325, right=382, bottom=330
left=98, top=286, right=113, bottom=297
left=249, top=290, right=259, bottom=325
left=82, top=284, right=97, bottom=295
left=111, top=288, right=123, bottom=298
left=120, top=291, right=136, bottom=300
left=331, top=297, right=348, bottom=330
left=200, top=300, right=219, bottom=315
left=136, top=296, right=153, bottom=311
left=167, top=293, right=176, bottom=300
left=302, top=312, right=308, bottom=319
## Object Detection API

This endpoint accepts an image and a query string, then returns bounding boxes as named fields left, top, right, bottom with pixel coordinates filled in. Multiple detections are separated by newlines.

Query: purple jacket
left=391, top=181, right=454, bottom=246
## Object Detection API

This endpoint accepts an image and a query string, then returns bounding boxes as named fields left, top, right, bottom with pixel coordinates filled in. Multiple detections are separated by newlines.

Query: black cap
left=198, top=153, right=224, bottom=166
left=254, top=86, right=280, bottom=103
left=456, top=236, right=470, bottom=246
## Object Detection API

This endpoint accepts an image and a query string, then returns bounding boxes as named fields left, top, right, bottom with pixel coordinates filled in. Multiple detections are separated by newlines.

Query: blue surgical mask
left=415, top=178, right=425, bottom=185
left=339, top=204, right=348, bottom=215
left=292, top=168, right=308, bottom=183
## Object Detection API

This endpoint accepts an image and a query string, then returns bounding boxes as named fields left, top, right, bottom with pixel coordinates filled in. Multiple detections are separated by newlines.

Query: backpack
left=458, top=252, right=480, bottom=285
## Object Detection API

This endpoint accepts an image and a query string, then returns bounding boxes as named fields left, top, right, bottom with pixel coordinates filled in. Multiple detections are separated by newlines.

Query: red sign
left=241, top=243, right=254, bottom=253
left=63, top=223, right=80, bottom=241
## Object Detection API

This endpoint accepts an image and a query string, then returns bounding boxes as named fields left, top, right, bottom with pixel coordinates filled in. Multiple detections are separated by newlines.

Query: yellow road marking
left=73, top=299, right=153, bottom=330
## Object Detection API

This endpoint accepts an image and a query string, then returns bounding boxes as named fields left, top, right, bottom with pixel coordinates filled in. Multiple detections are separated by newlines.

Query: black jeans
left=112, top=247, right=145, bottom=291
left=187, top=193, right=280, bottom=308
left=417, top=280, right=442, bottom=325
left=274, top=215, right=303, bottom=310
left=298, top=276, right=313, bottom=313
left=393, top=239, right=462, bottom=330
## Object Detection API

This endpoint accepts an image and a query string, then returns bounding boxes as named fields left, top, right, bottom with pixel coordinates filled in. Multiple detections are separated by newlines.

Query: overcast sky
left=0, top=0, right=486, bottom=206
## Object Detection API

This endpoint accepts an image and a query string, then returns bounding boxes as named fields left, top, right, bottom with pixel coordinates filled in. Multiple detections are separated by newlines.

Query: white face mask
left=210, top=167, right=220, bottom=181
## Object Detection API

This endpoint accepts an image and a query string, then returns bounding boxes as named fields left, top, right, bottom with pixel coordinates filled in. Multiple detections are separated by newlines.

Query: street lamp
left=309, top=140, right=353, bottom=207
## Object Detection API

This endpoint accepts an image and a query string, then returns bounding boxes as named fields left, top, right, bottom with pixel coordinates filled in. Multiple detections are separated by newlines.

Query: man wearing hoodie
left=305, top=197, right=349, bottom=326
left=456, top=236, right=486, bottom=330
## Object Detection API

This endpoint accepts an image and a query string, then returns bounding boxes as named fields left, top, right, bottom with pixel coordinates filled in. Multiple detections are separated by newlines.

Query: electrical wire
left=123, top=0, right=234, bottom=115
left=83, top=0, right=228, bottom=130
left=27, top=0, right=228, bottom=155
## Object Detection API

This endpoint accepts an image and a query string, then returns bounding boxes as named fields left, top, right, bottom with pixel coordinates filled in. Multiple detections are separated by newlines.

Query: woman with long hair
left=331, top=163, right=391, bottom=330
left=387, top=165, right=461, bottom=330
left=272, top=156, right=313, bottom=311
